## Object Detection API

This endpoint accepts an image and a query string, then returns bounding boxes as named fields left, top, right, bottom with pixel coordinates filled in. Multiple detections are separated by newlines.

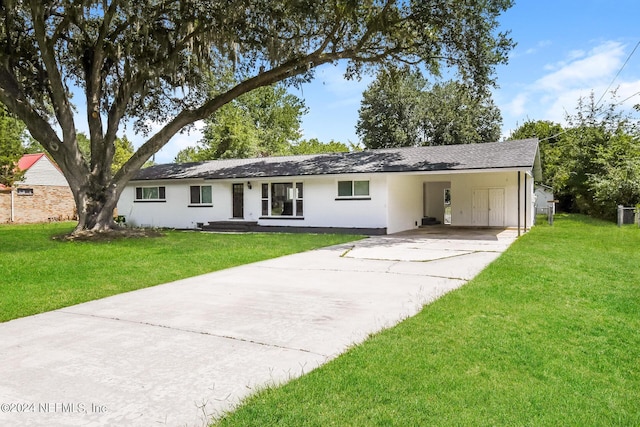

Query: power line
left=538, top=129, right=569, bottom=143
left=618, top=90, right=640, bottom=106
left=594, top=40, right=640, bottom=108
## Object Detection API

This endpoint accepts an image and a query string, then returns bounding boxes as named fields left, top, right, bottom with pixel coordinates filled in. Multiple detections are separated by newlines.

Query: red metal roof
left=0, top=153, right=47, bottom=190
left=17, top=153, right=46, bottom=171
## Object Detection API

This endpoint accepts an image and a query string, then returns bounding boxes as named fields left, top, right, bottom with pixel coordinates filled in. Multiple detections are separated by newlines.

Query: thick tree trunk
left=72, top=180, right=120, bottom=234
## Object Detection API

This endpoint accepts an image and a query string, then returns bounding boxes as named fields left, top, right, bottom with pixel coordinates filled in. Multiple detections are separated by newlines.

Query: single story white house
left=117, top=138, right=541, bottom=234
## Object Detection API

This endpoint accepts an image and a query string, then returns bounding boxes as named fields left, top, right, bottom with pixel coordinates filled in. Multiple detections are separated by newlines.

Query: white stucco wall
left=527, top=175, right=536, bottom=227
left=250, top=174, right=388, bottom=230
left=118, top=180, right=234, bottom=229
left=431, top=171, right=534, bottom=228
left=119, top=175, right=390, bottom=231
left=386, top=174, right=423, bottom=234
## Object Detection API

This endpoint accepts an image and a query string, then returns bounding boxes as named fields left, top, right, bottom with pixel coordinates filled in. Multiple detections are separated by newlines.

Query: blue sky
left=148, top=1, right=640, bottom=163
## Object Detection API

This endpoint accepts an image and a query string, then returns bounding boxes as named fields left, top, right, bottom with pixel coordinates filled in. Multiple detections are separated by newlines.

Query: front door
left=232, top=183, right=244, bottom=218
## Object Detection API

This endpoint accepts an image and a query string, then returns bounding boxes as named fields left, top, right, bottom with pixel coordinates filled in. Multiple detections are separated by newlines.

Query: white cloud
left=536, top=41, right=624, bottom=91
left=501, top=40, right=640, bottom=130
left=523, top=40, right=553, bottom=56
left=614, top=80, right=640, bottom=108
left=506, top=93, right=529, bottom=116
left=566, top=49, right=586, bottom=61
left=540, top=79, right=640, bottom=125
left=542, top=88, right=590, bottom=123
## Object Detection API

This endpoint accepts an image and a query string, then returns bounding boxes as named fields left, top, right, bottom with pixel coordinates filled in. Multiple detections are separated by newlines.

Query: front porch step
left=202, top=221, right=259, bottom=232
left=421, top=216, right=442, bottom=226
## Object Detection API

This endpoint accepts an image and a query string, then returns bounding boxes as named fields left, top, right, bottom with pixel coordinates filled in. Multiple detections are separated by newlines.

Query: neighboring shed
left=118, top=139, right=542, bottom=234
left=0, top=153, right=76, bottom=223
left=534, top=184, right=555, bottom=215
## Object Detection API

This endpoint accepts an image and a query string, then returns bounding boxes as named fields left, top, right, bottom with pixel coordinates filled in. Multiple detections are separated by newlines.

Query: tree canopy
left=510, top=92, right=640, bottom=220
left=289, top=138, right=354, bottom=155
left=0, top=103, right=28, bottom=188
left=357, top=67, right=502, bottom=149
left=357, top=67, right=427, bottom=148
left=175, top=83, right=306, bottom=161
left=509, top=119, right=565, bottom=187
left=422, top=81, right=502, bottom=145
left=0, top=0, right=514, bottom=233
left=76, top=133, right=135, bottom=173
left=174, top=78, right=355, bottom=162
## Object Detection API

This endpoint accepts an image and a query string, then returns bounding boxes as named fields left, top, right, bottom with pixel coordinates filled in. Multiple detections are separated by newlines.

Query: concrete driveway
left=0, top=227, right=517, bottom=426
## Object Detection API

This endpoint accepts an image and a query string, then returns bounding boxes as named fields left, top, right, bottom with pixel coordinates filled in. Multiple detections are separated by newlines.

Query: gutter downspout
left=524, top=173, right=528, bottom=232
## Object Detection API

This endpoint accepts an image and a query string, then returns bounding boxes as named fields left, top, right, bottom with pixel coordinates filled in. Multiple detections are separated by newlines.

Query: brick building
left=0, top=153, right=76, bottom=223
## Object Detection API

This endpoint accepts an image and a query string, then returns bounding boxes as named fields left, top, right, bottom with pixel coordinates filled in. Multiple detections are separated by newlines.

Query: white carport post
left=524, top=172, right=528, bottom=233
left=517, top=172, right=521, bottom=237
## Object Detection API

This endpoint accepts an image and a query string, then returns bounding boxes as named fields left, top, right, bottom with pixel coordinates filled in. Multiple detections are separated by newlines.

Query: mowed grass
left=213, top=214, right=640, bottom=426
left=0, top=222, right=361, bottom=323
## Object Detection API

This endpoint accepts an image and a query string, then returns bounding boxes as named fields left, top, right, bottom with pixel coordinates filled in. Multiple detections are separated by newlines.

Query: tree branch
left=112, top=52, right=339, bottom=189
left=86, top=0, right=122, bottom=176
left=0, top=69, right=90, bottom=182
left=28, top=0, right=76, bottom=146
left=112, top=23, right=424, bottom=190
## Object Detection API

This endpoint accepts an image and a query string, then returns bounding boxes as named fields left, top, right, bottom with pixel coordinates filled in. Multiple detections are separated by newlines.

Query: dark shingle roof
left=133, top=138, right=539, bottom=181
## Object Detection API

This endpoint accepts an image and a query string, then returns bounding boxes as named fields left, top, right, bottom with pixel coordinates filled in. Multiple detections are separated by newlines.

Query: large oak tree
left=0, top=0, right=513, bottom=234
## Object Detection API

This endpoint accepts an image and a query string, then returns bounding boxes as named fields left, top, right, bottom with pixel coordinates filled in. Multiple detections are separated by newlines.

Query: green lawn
left=213, top=215, right=640, bottom=426
left=0, top=222, right=361, bottom=323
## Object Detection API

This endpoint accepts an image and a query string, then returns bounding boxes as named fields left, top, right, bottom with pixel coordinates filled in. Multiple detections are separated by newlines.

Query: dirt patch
left=53, top=228, right=166, bottom=242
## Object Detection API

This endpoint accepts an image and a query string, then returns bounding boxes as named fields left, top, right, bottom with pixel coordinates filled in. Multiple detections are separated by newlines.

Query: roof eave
left=130, top=165, right=537, bottom=182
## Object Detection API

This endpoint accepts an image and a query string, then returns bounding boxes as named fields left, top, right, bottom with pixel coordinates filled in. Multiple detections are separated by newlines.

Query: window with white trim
left=261, top=182, right=303, bottom=217
left=189, top=185, right=212, bottom=206
left=135, top=186, right=166, bottom=201
left=337, top=180, right=370, bottom=198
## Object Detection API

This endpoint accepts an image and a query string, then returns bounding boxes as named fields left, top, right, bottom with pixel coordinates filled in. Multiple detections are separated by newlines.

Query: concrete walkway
left=0, top=228, right=518, bottom=426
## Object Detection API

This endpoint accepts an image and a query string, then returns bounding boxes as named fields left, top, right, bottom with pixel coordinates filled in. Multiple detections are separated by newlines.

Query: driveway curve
left=0, top=227, right=517, bottom=426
